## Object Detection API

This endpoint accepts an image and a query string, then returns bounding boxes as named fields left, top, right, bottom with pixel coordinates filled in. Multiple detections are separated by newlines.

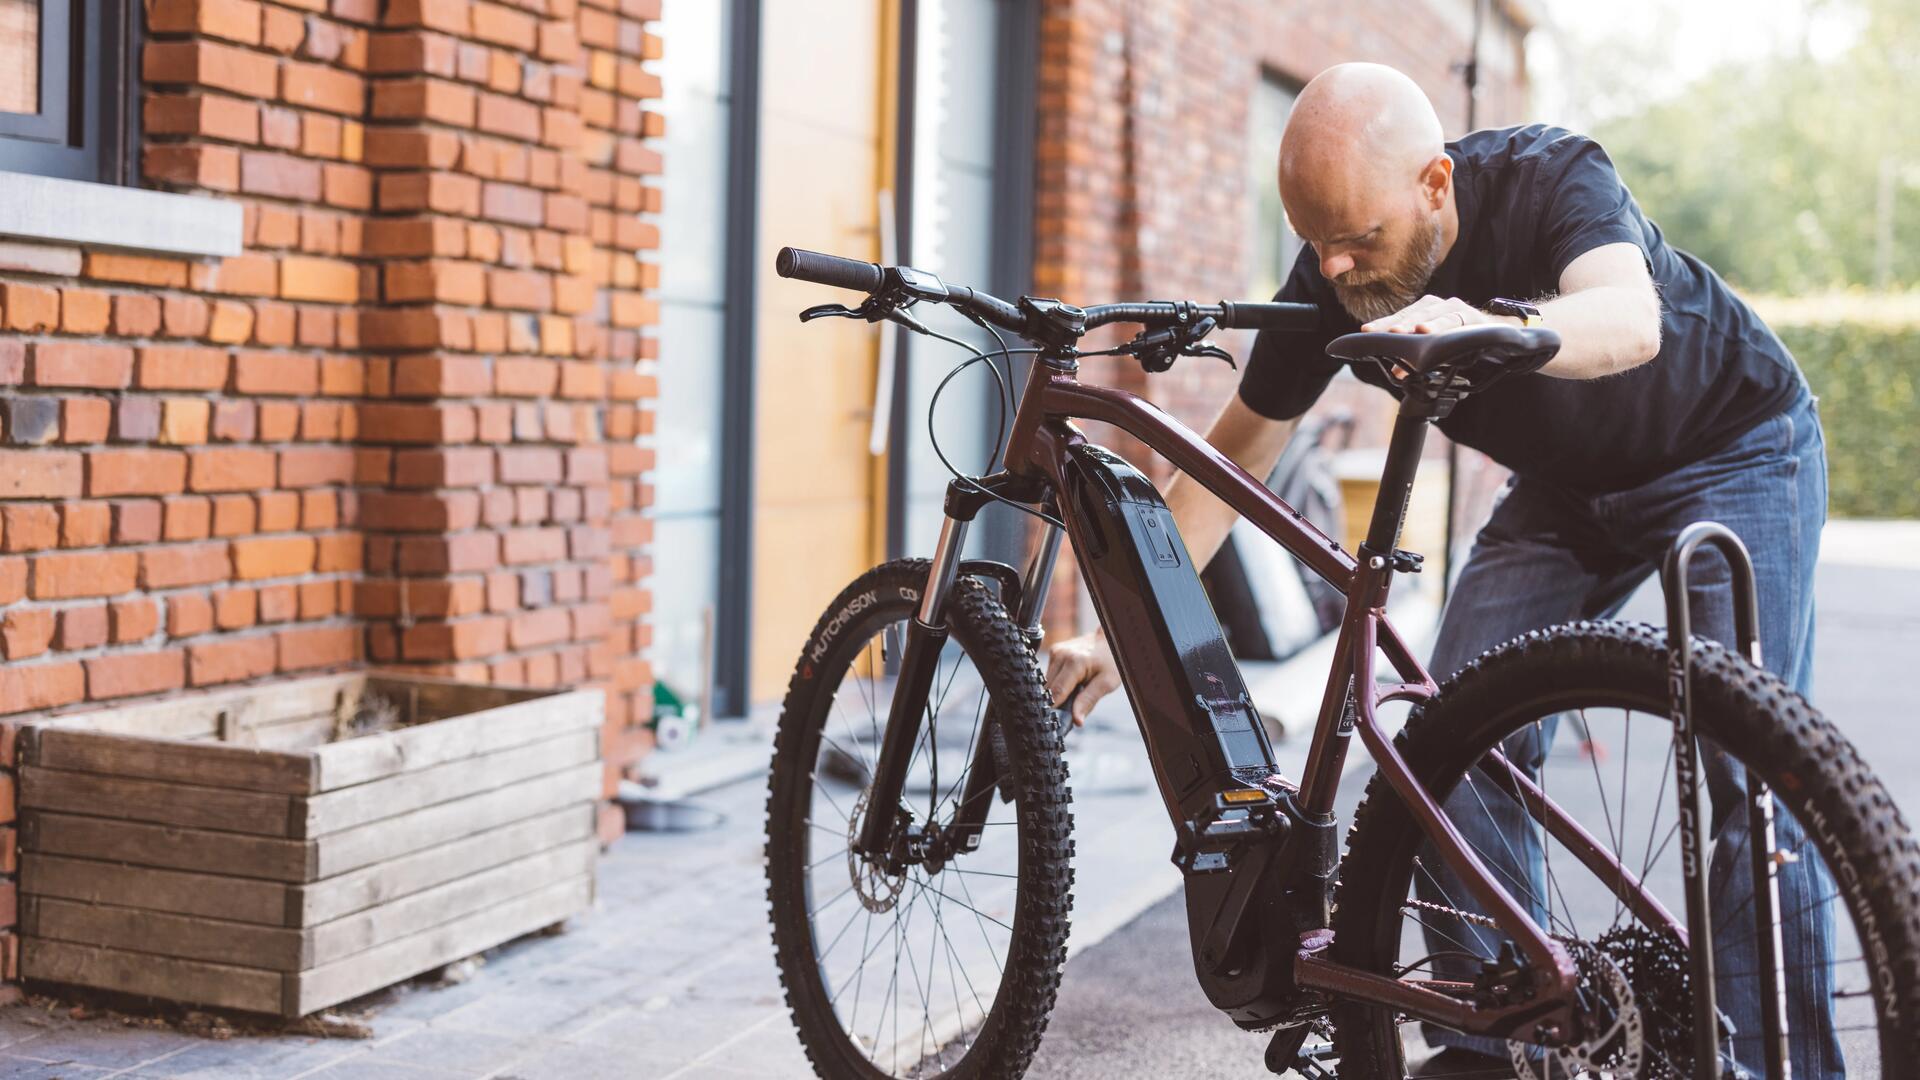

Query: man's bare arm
left=1360, top=242, right=1661, bottom=380
left=1532, top=242, right=1662, bottom=379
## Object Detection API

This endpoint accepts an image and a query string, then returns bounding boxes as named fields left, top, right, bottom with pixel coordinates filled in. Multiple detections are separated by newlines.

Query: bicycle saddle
left=1327, top=325, right=1560, bottom=388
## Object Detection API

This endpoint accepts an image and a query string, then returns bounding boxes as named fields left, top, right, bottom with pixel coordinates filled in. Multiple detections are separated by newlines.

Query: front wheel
left=766, top=559, right=1073, bottom=1078
left=1332, top=621, right=1920, bottom=1079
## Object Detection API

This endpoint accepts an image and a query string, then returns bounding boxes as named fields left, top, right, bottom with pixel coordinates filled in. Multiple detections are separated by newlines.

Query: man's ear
left=1418, top=153, right=1452, bottom=210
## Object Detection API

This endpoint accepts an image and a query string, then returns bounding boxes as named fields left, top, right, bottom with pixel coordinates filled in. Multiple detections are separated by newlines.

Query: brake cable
left=911, top=319, right=1064, bottom=530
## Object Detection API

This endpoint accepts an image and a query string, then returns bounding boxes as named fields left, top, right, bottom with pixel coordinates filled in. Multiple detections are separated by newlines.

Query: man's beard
left=1329, top=217, right=1445, bottom=324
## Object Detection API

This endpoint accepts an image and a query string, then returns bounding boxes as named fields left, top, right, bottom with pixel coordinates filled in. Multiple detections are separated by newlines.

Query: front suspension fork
left=853, top=511, right=1064, bottom=860
left=853, top=515, right=968, bottom=858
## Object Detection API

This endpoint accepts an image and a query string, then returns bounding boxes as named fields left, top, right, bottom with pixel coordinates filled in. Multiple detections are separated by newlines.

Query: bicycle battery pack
left=1060, top=444, right=1303, bottom=1024
left=1060, top=444, right=1280, bottom=814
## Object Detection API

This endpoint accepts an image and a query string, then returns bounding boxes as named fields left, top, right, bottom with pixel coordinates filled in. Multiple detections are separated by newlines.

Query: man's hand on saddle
left=1362, top=294, right=1505, bottom=335
left=1361, top=295, right=1511, bottom=382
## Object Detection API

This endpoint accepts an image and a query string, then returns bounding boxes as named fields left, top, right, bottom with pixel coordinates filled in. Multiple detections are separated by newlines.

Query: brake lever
left=800, top=302, right=864, bottom=323
left=800, top=296, right=930, bottom=332
left=1181, top=341, right=1237, bottom=369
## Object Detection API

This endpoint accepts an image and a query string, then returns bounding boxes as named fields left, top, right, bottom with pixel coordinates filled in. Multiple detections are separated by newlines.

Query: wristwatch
left=1487, top=297, right=1544, bottom=327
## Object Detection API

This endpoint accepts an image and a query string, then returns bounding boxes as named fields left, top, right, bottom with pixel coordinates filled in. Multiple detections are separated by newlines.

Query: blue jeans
left=1415, top=392, right=1837, bottom=1077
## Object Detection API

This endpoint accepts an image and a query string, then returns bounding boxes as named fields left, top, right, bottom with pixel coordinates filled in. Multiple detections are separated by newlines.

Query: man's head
left=1279, top=63, right=1454, bottom=322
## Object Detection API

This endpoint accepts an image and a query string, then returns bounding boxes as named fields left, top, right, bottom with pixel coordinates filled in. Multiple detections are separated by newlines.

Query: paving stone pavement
left=0, top=717, right=1189, bottom=1080
left=0, top=578, right=1440, bottom=1080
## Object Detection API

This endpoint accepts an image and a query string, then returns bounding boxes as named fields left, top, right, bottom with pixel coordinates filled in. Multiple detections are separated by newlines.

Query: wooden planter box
left=13, top=673, right=603, bottom=1017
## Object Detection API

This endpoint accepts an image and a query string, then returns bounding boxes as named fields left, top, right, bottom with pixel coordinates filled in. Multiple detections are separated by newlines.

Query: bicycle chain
left=1402, top=896, right=1501, bottom=930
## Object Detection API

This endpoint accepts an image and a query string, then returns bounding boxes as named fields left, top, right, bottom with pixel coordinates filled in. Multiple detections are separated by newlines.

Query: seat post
left=1361, top=406, right=1433, bottom=556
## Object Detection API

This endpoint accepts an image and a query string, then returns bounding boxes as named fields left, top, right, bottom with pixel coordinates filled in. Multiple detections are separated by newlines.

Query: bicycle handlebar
left=774, top=246, right=1319, bottom=339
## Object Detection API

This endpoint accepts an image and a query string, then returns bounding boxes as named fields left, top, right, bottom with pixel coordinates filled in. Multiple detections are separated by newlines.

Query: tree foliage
left=1776, top=319, right=1920, bottom=517
left=1587, top=0, right=1920, bottom=292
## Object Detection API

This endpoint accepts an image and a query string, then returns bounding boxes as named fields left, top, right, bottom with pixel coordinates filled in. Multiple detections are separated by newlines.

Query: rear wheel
left=1332, top=621, right=1920, bottom=1079
left=766, top=559, right=1073, bottom=1078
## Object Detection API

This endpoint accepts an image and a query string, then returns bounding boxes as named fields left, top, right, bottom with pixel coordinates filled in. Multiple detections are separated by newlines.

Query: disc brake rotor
left=847, top=787, right=906, bottom=913
left=1506, top=938, right=1643, bottom=1080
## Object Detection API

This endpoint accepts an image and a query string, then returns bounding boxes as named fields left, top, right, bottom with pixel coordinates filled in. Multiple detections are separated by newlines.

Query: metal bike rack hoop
left=1660, top=520, right=1789, bottom=1080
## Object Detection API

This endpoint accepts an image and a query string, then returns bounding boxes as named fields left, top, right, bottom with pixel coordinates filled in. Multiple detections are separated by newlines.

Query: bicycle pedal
left=1262, top=1023, right=1311, bottom=1074
left=1263, top=1026, right=1337, bottom=1078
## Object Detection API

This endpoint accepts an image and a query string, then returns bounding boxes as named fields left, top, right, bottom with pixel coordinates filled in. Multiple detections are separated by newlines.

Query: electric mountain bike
left=762, top=247, right=1920, bottom=1079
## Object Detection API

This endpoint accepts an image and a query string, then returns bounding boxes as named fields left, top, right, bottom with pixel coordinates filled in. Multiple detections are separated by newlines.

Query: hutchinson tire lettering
left=1800, top=799, right=1898, bottom=1025
left=811, top=590, right=879, bottom=665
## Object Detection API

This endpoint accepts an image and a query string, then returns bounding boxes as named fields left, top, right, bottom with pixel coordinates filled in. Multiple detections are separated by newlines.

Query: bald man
left=1046, top=64, right=1834, bottom=1077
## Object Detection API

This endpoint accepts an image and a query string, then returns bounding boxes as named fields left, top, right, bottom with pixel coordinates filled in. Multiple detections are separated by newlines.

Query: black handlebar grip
left=775, top=247, right=885, bottom=293
left=1217, top=300, right=1321, bottom=331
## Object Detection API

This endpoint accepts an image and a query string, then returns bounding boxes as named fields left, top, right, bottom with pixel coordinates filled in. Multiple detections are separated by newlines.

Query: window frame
left=0, top=0, right=137, bottom=186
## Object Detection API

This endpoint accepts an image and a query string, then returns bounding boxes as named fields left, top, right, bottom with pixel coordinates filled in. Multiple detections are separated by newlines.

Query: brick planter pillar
left=0, top=0, right=661, bottom=998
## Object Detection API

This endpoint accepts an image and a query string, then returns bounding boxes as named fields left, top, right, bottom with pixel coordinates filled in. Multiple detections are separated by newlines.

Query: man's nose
left=1320, top=251, right=1353, bottom=280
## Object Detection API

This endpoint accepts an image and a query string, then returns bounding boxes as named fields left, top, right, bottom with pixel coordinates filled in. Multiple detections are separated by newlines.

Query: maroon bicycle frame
left=1000, top=356, right=1687, bottom=1041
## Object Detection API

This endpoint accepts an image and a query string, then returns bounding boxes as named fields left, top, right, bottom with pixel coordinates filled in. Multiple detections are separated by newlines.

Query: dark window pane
left=0, top=0, right=37, bottom=116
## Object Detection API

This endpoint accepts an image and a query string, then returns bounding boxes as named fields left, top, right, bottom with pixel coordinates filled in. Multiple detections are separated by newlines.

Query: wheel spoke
left=1533, top=718, right=1582, bottom=940
left=1455, top=772, right=1575, bottom=937
left=811, top=775, right=852, bottom=823
left=1637, top=718, right=1677, bottom=888
left=807, top=846, right=849, bottom=873
left=1575, top=708, right=1626, bottom=930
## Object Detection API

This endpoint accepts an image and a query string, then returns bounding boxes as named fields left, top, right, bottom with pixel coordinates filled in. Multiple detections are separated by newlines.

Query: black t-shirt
left=1239, top=124, right=1804, bottom=493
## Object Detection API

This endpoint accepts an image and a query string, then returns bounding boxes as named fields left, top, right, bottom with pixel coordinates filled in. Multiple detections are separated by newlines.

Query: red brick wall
left=0, top=0, right=659, bottom=990
left=1033, top=0, right=1531, bottom=627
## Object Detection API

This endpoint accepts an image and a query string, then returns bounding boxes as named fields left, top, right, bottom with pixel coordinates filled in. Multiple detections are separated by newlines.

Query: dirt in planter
left=331, top=689, right=405, bottom=743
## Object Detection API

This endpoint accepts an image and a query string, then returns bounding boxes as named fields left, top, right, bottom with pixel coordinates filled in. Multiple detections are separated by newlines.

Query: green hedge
left=1775, top=321, right=1920, bottom=518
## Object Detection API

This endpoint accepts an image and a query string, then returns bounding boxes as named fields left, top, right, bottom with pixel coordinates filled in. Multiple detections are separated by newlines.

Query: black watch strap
left=1487, top=297, right=1544, bottom=326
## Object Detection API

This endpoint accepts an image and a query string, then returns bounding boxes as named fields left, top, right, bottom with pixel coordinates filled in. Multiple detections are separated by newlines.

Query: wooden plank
left=249, top=714, right=342, bottom=754
left=22, top=854, right=295, bottom=926
left=292, top=874, right=593, bottom=1016
left=23, top=896, right=305, bottom=971
left=367, top=674, right=547, bottom=722
left=25, top=729, right=314, bottom=795
left=306, top=840, right=596, bottom=967
left=299, top=730, right=597, bottom=838
left=19, top=767, right=297, bottom=837
left=25, top=812, right=313, bottom=882
left=24, top=938, right=285, bottom=1014
left=31, top=675, right=361, bottom=743
left=311, top=690, right=601, bottom=793
left=312, top=763, right=599, bottom=879
left=295, top=804, right=593, bottom=927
